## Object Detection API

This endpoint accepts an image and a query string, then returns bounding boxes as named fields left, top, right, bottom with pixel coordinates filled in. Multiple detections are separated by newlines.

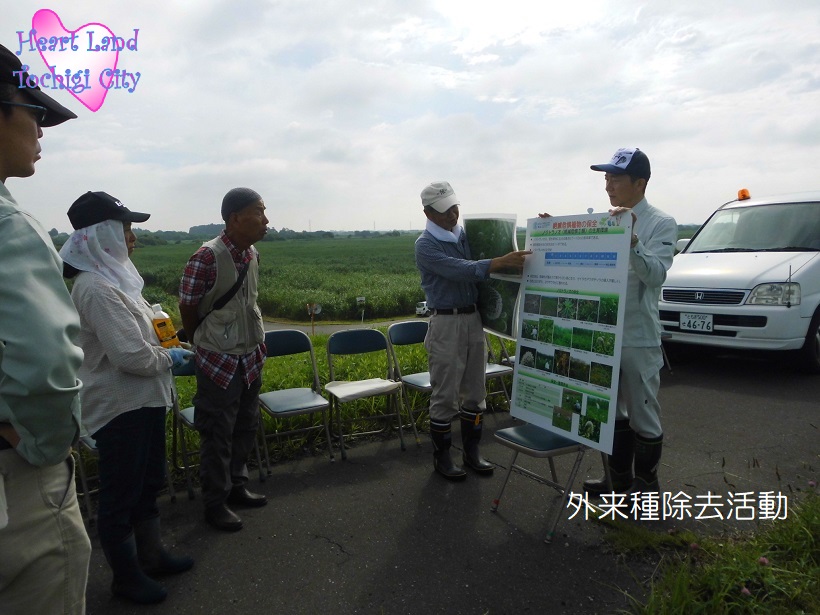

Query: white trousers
left=616, top=346, right=664, bottom=438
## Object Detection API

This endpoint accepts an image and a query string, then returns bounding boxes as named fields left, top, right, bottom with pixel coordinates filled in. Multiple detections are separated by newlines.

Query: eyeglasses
left=0, top=101, right=48, bottom=125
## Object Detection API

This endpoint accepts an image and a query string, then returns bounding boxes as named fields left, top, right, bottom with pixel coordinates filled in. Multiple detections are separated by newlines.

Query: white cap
left=420, top=181, right=460, bottom=213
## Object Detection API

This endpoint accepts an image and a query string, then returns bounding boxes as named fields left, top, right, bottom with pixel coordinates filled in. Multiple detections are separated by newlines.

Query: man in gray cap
left=583, top=148, right=677, bottom=495
left=0, top=43, right=91, bottom=613
left=179, top=188, right=269, bottom=531
left=415, top=181, right=530, bottom=480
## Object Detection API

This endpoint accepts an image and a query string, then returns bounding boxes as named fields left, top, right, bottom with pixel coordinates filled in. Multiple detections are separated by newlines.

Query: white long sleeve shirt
left=623, top=197, right=677, bottom=347
left=70, top=272, right=173, bottom=436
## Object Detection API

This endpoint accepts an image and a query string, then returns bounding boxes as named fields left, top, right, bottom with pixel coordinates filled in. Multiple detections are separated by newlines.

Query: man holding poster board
left=415, top=181, right=530, bottom=480
left=514, top=148, right=675, bottom=495
left=583, top=148, right=677, bottom=494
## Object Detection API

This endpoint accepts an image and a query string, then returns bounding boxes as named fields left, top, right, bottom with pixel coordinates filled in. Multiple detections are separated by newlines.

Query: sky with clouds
left=4, top=0, right=819, bottom=234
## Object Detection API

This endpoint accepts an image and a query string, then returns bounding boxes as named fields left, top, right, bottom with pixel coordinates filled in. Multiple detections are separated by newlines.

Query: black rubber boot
left=431, top=419, right=466, bottom=481
left=459, top=409, right=494, bottom=475
left=629, top=433, right=663, bottom=493
left=134, top=515, right=194, bottom=577
left=584, top=419, right=635, bottom=495
left=102, top=533, right=167, bottom=604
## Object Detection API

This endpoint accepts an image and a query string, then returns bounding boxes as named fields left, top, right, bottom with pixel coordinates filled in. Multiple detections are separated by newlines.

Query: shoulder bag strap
left=212, top=259, right=251, bottom=311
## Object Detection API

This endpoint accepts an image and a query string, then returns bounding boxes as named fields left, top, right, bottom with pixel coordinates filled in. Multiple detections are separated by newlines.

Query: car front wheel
left=799, top=310, right=820, bottom=373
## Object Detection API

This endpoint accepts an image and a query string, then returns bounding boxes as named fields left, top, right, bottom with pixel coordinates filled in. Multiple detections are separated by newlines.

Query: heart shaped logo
left=31, top=9, right=118, bottom=112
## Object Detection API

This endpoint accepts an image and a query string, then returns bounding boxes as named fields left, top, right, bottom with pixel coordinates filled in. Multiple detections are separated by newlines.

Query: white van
left=659, top=190, right=820, bottom=372
left=415, top=300, right=431, bottom=317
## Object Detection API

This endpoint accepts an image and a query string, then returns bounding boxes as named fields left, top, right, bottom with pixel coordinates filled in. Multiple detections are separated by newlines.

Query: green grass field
left=132, top=234, right=425, bottom=323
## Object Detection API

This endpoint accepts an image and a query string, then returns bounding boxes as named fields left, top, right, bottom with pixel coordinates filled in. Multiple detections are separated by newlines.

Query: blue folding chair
left=387, top=320, right=430, bottom=444
left=325, top=329, right=407, bottom=460
left=492, top=422, right=603, bottom=543
left=258, top=329, right=333, bottom=463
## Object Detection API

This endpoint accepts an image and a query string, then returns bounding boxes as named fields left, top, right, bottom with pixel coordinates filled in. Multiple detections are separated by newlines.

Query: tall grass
left=132, top=235, right=425, bottom=322
left=597, top=493, right=819, bottom=614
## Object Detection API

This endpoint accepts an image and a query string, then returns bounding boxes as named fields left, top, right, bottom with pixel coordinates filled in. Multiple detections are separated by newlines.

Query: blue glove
left=169, top=348, right=194, bottom=370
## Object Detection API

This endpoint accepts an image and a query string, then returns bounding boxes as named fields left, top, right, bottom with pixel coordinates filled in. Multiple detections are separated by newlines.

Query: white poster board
left=510, top=212, right=632, bottom=454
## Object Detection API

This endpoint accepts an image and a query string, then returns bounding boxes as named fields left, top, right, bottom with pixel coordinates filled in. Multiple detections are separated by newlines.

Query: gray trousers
left=194, top=366, right=262, bottom=508
left=425, top=311, right=487, bottom=423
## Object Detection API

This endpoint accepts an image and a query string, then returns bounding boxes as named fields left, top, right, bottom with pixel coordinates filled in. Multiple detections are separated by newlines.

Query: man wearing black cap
left=0, top=43, right=90, bottom=613
left=179, top=188, right=269, bottom=531
left=583, top=148, right=677, bottom=496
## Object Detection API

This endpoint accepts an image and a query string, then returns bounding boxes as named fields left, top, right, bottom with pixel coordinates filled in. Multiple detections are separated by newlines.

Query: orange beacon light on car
left=738, top=188, right=751, bottom=200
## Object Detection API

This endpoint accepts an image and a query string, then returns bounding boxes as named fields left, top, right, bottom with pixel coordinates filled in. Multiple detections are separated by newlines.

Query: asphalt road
left=83, top=342, right=818, bottom=615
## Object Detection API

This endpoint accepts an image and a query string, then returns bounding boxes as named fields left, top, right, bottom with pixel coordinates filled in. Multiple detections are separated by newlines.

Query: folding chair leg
left=401, top=388, right=421, bottom=446
left=491, top=451, right=519, bottom=511
left=322, top=409, right=335, bottom=462
left=545, top=449, right=586, bottom=543
left=176, top=416, right=196, bottom=500
left=253, top=426, right=266, bottom=483
left=499, top=378, right=511, bottom=407
left=164, top=456, right=176, bottom=502
left=485, top=377, right=511, bottom=427
left=393, top=394, right=406, bottom=452
left=73, top=449, right=95, bottom=525
left=335, top=400, right=348, bottom=461
left=485, top=395, right=500, bottom=427
left=171, top=415, right=179, bottom=471
left=258, top=421, right=272, bottom=475
left=331, top=389, right=405, bottom=460
left=547, top=457, right=558, bottom=482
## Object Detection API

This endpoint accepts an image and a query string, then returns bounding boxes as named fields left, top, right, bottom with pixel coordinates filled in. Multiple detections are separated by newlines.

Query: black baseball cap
left=0, top=43, right=77, bottom=127
left=67, top=191, right=150, bottom=230
left=590, top=147, right=651, bottom=180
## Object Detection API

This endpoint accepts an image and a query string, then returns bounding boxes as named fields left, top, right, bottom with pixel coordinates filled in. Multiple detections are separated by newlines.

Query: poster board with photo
left=510, top=212, right=632, bottom=454
left=462, top=214, right=521, bottom=340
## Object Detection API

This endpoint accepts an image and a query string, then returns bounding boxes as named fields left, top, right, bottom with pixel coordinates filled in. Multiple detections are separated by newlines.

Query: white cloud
left=2, top=0, right=819, bottom=234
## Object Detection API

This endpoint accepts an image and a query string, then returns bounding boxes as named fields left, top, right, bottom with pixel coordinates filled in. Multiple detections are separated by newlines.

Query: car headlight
left=747, top=283, right=801, bottom=306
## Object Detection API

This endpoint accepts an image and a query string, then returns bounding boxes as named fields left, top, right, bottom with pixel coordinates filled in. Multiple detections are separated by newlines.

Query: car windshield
left=686, top=202, right=820, bottom=253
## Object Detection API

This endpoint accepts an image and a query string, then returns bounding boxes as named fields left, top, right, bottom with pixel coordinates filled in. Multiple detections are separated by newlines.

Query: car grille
left=661, top=289, right=746, bottom=305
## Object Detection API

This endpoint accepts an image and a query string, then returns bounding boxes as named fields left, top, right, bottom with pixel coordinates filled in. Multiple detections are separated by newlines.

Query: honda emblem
left=695, top=292, right=705, bottom=301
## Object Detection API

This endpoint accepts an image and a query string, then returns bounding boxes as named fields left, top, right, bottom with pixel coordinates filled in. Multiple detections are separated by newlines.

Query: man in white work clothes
left=582, top=148, right=677, bottom=494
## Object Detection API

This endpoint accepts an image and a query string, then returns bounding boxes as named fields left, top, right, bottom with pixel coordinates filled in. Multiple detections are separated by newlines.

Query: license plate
left=680, top=312, right=713, bottom=332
